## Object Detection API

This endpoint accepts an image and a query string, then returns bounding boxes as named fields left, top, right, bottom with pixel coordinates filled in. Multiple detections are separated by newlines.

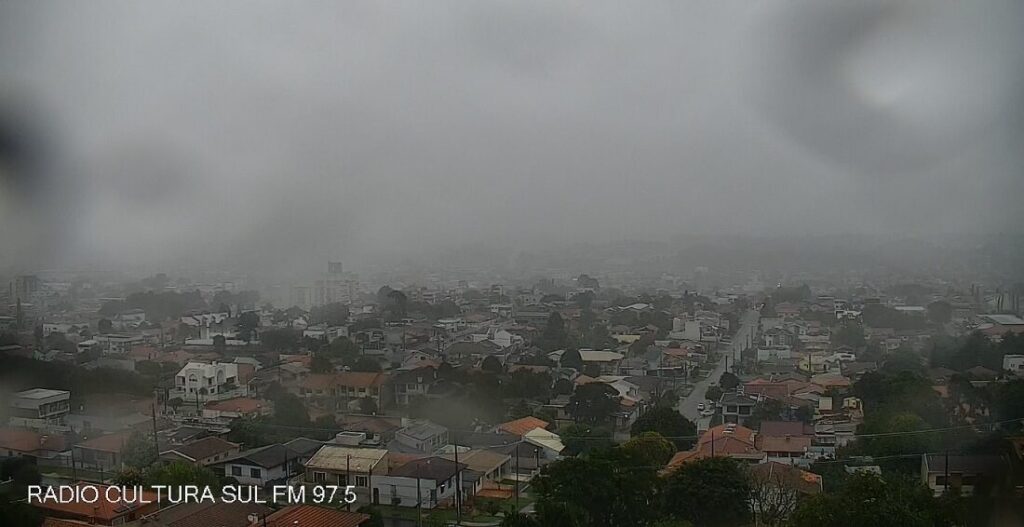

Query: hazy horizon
left=2, top=1, right=1022, bottom=276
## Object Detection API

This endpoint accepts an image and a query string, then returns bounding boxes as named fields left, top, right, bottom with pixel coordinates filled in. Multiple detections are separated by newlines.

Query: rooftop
left=497, top=416, right=549, bottom=437
left=389, top=456, right=464, bottom=481
left=13, top=388, right=70, bottom=399
left=260, top=505, right=369, bottom=527
left=305, top=445, right=388, bottom=472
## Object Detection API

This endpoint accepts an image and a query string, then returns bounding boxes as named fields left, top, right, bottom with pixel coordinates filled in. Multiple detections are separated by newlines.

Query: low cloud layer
left=1, top=0, right=1021, bottom=275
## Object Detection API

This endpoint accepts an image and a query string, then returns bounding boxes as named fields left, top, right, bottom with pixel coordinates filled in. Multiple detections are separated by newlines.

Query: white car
left=701, top=407, right=715, bottom=417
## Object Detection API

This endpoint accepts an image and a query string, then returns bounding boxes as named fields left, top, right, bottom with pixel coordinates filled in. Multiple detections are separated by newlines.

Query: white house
left=9, top=388, right=71, bottom=428
left=174, top=361, right=241, bottom=400
left=374, top=457, right=464, bottom=508
left=216, top=444, right=301, bottom=487
left=1003, top=354, right=1024, bottom=375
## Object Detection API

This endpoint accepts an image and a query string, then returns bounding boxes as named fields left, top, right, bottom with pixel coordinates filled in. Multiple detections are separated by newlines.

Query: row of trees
left=520, top=437, right=967, bottom=527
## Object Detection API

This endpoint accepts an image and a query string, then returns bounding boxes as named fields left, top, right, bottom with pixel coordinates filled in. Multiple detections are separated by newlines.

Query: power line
left=213, top=416, right=1022, bottom=441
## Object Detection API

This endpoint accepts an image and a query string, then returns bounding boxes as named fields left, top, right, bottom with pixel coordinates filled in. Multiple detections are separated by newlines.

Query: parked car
left=697, top=403, right=705, bottom=411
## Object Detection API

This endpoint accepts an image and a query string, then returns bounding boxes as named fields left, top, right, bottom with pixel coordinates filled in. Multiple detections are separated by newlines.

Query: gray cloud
left=0, top=0, right=1021, bottom=275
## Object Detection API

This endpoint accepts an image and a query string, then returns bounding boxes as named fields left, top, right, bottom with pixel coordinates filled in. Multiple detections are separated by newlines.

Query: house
left=8, top=388, right=71, bottom=429
left=296, top=372, right=390, bottom=408
left=141, top=500, right=273, bottom=527
left=112, top=309, right=147, bottom=330
left=248, top=504, right=370, bottom=527
left=719, top=393, right=758, bottom=425
left=31, top=483, right=159, bottom=526
left=0, top=427, right=68, bottom=459
left=73, top=430, right=135, bottom=470
left=1004, top=354, right=1024, bottom=376
left=375, top=456, right=465, bottom=508
left=757, top=434, right=812, bottom=467
left=445, top=341, right=500, bottom=363
left=335, top=414, right=404, bottom=446
left=521, top=428, right=566, bottom=464
left=173, top=361, right=241, bottom=401
left=440, top=448, right=511, bottom=497
left=665, top=424, right=763, bottom=471
left=303, top=445, right=389, bottom=505
left=94, top=334, right=144, bottom=354
left=203, top=397, right=268, bottom=420
left=920, top=454, right=1004, bottom=497
left=496, top=416, right=549, bottom=437
left=750, top=462, right=822, bottom=523
left=393, top=420, right=449, bottom=453
left=214, top=444, right=304, bottom=487
left=391, top=366, right=439, bottom=407
left=160, top=436, right=240, bottom=467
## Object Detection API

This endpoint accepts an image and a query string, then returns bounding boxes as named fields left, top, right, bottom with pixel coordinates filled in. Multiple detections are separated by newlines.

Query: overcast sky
left=1, top=0, right=1022, bottom=274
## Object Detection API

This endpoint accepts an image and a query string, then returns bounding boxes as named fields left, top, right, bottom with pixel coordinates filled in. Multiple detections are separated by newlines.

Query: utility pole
left=150, top=401, right=160, bottom=459
left=416, top=475, right=423, bottom=527
left=454, top=435, right=462, bottom=525
left=515, top=444, right=520, bottom=510
left=346, top=454, right=352, bottom=511
left=944, top=450, right=949, bottom=494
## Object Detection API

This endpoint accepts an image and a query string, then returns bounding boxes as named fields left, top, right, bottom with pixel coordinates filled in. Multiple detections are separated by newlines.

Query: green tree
left=620, top=431, right=675, bottom=465
left=831, top=322, right=866, bottom=348
left=236, top=311, right=260, bottom=341
left=560, top=348, right=583, bottom=370
left=500, top=513, right=543, bottom=527
left=351, top=356, right=382, bottom=372
left=662, top=457, right=752, bottom=527
left=542, top=312, right=568, bottom=351
left=311, top=302, right=350, bottom=326
left=261, top=328, right=300, bottom=351
left=212, top=334, right=226, bottom=352
left=533, top=448, right=660, bottom=527
left=704, top=385, right=723, bottom=402
left=122, top=431, right=158, bottom=468
left=358, top=397, right=378, bottom=415
left=568, top=383, right=619, bottom=425
left=0, top=494, right=42, bottom=527
left=719, top=372, right=740, bottom=392
left=310, top=353, right=334, bottom=373
left=630, top=406, right=697, bottom=449
left=744, top=399, right=785, bottom=431
left=481, top=355, right=503, bottom=374
left=97, top=318, right=113, bottom=333
left=145, top=461, right=220, bottom=488
left=559, top=423, right=613, bottom=455
left=926, top=300, right=953, bottom=325
left=790, top=473, right=950, bottom=527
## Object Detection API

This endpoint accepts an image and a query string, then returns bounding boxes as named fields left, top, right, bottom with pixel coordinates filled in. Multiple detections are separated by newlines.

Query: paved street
left=678, top=309, right=759, bottom=430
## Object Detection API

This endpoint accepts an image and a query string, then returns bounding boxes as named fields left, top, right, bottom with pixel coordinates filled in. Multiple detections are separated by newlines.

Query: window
left=355, top=475, right=368, bottom=487
left=338, top=474, right=348, bottom=485
left=314, top=471, right=326, bottom=483
left=935, top=476, right=947, bottom=486
left=250, top=468, right=262, bottom=478
left=232, top=466, right=241, bottom=476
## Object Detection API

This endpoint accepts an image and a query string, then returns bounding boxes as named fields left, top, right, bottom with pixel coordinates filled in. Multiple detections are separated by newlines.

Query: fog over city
left=1, top=0, right=1022, bottom=276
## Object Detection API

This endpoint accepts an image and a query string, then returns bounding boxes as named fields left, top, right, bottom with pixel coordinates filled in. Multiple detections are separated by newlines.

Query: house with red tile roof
left=0, top=427, right=68, bottom=459
left=496, top=416, right=549, bottom=437
left=141, top=500, right=273, bottom=527
left=31, top=482, right=159, bottom=526
left=72, top=430, right=135, bottom=470
left=663, top=424, right=764, bottom=472
left=249, top=505, right=370, bottom=527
